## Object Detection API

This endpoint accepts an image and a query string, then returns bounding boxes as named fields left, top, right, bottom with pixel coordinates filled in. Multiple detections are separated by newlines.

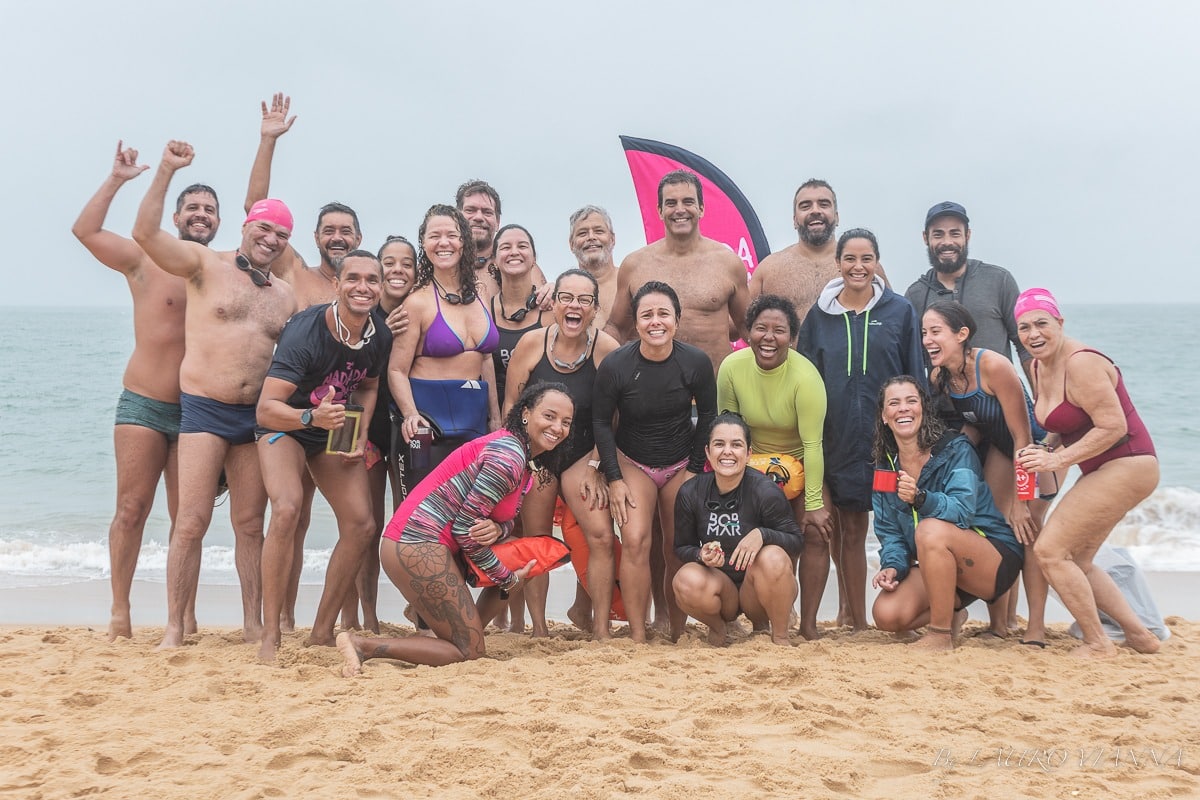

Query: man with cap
left=133, top=140, right=298, bottom=649
left=72, top=141, right=221, bottom=641
left=905, top=200, right=1033, bottom=637
left=905, top=201, right=1031, bottom=379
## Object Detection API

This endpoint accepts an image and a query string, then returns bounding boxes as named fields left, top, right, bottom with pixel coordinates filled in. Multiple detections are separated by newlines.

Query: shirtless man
left=605, top=169, right=749, bottom=372
left=133, top=140, right=298, bottom=648
left=748, top=179, right=840, bottom=324
left=750, top=179, right=889, bottom=323
left=568, top=205, right=619, bottom=329
left=72, top=142, right=220, bottom=641
left=456, top=179, right=547, bottom=302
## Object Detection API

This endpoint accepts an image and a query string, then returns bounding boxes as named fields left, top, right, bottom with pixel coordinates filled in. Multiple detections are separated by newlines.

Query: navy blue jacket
left=797, top=279, right=926, bottom=508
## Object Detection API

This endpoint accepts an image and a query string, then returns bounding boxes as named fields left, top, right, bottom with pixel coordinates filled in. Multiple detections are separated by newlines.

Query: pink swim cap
left=244, top=198, right=294, bottom=234
left=1013, top=287, right=1061, bottom=322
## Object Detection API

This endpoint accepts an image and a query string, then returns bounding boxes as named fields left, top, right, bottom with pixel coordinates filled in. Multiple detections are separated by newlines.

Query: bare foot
left=339, top=613, right=362, bottom=631
left=911, top=630, right=954, bottom=651
left=108, top=612, right=133, bottom=642
left=706, top=620, right=729, bottom=647
left=403, top=604, right=418, bottom=627
left=770, top=628, right=792, bottom=646
left=363, top=614, right=380, bottom=636
left=336, top=632, right=363, bottom=677
left=566, top=603, right=591, bottom=632
left=650, top=614, right=671, bottom=638
left=156, top=624, right=186, bottom=650
left=797, top=622, right=823, bottom=641
left=591, top=628, right=613, bottom=643
left=257, top=638, right=277, bottom=664
left=279, top=612, right=295, bottom=635
left=530, top=623, right=550, bottom=639
left=184, top=616, right=198, bottom=636
left=1122, top=628, right=1161, bottom=654
left=1071, top=640, right=1118, bottom=659
left=306, top=631, right=336, bottom=648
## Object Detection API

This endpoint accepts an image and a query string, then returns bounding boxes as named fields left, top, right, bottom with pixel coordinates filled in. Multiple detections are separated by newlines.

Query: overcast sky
left=9, top=1, right=1197, bottom=306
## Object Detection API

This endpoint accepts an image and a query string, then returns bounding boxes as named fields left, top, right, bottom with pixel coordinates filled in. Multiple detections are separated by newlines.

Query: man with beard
left=568, top=205, right=619, bottom=329
left=751, top=180, right=891, bottom=323
left=133, top=140, right=298, bottom=649
left=749, top=179, right=840, bottom=326
left=904, top=201, right=1030, bottom=379
left=605, top=169, right=749, bottom=372
left=456, top=179, right=546, bottom=302
left=73, top=141, right=221, bottom=641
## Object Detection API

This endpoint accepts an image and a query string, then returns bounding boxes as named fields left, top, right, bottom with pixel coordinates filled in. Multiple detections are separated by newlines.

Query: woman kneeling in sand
left=870, top=377, right=1024, bottom=650
left=338, top=384, right=573, bottom=674
left=671, top=413, right=803, bottom=646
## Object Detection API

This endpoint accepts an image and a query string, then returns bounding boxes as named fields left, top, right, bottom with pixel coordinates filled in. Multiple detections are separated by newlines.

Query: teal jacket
left=873, top=432, right=1022, bottom=582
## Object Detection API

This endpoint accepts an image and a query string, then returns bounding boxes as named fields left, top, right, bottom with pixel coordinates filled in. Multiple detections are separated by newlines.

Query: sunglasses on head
left=236, top=254, right=271, bottom=287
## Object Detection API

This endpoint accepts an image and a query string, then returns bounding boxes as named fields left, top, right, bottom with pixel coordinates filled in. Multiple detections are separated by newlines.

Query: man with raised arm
left=133, top=140, right=297, bottom=649
left=245, top=93, right=363, bottom=309
left=72, top=141, right=220, bottom=641
left=568, top=204, right=619, bottom=330
left=605, top=169, right=749, bottom=372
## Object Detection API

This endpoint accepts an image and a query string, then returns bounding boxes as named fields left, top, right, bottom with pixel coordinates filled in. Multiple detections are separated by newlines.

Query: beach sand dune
left=2, top=620, right=1197, bottom=799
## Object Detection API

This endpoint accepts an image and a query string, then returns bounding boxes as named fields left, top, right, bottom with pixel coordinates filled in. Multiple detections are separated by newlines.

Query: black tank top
left=490, top=296, right=544, bottom=400
left=528, top=328, right=598, bottom=468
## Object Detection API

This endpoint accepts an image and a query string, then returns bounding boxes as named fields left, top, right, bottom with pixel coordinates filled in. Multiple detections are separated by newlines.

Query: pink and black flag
left=619, top=135, right=771, bottom=275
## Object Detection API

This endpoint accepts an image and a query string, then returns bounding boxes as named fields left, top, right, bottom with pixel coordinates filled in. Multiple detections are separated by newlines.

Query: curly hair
left=745, top=293, right=799, bottom=339
left=871, top=376, right=945, bottom=464
left=414, top=204, right=477, bottom=301
left=504, top=382, right=574, bottom=486
left=924, top=301, right=976, bottom=401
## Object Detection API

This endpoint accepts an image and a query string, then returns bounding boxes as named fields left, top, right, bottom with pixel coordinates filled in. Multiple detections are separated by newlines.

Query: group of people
left=77, top=93, right=1162, bottom=670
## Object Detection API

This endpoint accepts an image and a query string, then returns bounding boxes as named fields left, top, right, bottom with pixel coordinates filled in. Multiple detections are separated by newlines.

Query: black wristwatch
left=300, top=408, right=314, bottom=427
left=912, top=490, right=927, bottom=510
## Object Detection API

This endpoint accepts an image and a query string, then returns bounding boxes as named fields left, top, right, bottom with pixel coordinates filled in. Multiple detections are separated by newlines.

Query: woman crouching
left=338, top=383, right=573, bottom=673
left=672, top=413, right=803, bottom=646
left=870, top=377, right=1024, bottom=650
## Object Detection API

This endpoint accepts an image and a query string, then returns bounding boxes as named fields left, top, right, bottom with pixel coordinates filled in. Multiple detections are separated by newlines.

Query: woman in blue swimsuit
left=389, top=205, right=501, bottom=488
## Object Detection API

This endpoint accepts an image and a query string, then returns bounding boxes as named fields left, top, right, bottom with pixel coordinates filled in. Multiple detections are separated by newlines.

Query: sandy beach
left=2, top=574, right=1197, bottom=799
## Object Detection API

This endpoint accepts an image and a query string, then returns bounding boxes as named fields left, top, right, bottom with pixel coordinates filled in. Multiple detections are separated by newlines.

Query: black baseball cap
left=925, top=201, right=969, bottom=229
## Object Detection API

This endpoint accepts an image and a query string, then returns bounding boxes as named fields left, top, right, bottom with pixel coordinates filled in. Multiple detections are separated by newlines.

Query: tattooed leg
left=338, top=540, right=486, bottom=671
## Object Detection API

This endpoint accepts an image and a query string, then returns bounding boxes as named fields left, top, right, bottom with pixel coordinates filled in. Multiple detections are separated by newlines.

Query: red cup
left=873, top=469, right=899, bottom=492
left=1015, top=464, right=1035, bottom=501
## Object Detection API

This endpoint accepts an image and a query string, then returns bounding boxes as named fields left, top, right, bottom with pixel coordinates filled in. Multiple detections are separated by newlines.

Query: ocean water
left=1, top=304, right=1198, bottom=590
